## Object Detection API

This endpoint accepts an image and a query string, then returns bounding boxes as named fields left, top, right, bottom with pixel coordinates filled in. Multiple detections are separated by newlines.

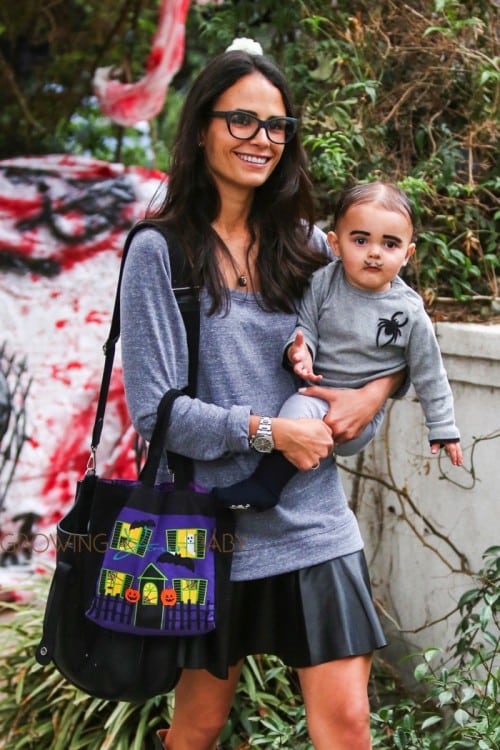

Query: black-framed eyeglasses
left=208, top=110, right=298, bottom=144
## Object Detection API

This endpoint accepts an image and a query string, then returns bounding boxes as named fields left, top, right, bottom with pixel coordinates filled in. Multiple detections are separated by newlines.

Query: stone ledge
left=435, top=322, right=500, bottom=388
left=436, top=322, right=500, bottom=359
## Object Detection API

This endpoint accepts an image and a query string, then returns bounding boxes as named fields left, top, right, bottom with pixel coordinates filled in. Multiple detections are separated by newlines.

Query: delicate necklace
left=226, top=251, right=248, bottom=287
left=216, top=234, right=254, bottom=288
left=236, top=269, right=248, bottom=288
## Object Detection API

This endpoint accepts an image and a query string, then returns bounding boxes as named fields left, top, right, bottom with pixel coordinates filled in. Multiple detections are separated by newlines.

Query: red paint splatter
left=0, top=196, right=41, bottom=214
left=49, top=364, right=72, bottom=385
left=85, top=310, right=107, bottom=324
left=41, top=370, right=137, bottom=506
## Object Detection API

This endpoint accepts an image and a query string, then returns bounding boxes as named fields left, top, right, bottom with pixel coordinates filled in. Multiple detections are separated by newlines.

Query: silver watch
left=249, top=417, right=274, bottom=453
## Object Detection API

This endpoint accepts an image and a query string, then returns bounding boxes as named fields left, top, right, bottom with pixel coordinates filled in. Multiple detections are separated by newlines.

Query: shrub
left=370, top=545, right=500, bottom=749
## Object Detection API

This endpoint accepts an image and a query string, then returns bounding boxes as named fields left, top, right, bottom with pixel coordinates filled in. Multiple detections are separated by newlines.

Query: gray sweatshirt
left=287, top=261, right=460, bottom=443
left=120, top=227, right=368, bottom=581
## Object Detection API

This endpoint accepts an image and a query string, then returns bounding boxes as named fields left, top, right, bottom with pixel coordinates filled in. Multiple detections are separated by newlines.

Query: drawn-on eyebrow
left=349, top=230, right=403, bottom=243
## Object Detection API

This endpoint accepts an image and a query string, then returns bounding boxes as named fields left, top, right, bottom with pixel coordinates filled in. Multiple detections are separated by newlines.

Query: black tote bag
left=35, top=225, right=233, bottom=702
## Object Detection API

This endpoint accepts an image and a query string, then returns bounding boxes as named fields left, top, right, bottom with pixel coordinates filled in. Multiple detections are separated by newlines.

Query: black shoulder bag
left=35, top=224, right=234, bottom=702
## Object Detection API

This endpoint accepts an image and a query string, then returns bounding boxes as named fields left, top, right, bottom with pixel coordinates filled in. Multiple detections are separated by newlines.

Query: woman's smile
left=234, top=152, right=271, bottom=166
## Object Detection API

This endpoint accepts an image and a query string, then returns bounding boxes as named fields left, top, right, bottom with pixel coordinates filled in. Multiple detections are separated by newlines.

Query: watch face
left=252, top=435, right=273, bottom=453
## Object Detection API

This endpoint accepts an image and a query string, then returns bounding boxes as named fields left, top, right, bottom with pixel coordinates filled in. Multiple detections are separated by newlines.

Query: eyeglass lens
left=228, top=112, right=296, bottom=144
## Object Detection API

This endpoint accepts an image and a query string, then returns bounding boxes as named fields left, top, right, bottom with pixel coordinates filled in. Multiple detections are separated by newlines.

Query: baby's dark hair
left=333, top=181, right=415, bottom=233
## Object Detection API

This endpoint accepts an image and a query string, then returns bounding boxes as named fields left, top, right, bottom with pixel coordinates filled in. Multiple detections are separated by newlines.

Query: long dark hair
left=147, top=50, right=328, bottom=313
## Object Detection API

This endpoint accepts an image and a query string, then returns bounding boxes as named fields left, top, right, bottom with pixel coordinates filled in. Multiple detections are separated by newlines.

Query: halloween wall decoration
left=0, top=155, right=165, bottom=594
left=93, top=0, right=190, bottom=127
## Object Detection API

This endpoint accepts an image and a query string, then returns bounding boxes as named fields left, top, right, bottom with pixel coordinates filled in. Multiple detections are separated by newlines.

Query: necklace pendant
left=237, top=274, right=247, bottom=287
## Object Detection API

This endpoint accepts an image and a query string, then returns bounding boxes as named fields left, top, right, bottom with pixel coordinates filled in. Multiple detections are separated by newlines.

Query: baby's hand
left=288, top=331, right=322, bottom=383
left=430, top=441, right=463, bottom=466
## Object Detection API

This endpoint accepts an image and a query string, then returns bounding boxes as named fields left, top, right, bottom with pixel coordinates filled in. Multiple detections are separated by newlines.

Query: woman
left=121, top=42, right=403, bottom=750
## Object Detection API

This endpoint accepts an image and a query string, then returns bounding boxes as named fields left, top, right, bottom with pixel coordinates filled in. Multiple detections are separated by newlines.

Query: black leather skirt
left=177, top=550, right=386, bottom=677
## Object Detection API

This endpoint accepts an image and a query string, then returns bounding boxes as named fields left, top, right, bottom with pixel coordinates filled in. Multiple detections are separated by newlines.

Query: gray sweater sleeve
left=405, top=308, right=460, bottom=443
left=287, top=268, right=322, bottom=359
left=120, top=228, right=250, bottom=458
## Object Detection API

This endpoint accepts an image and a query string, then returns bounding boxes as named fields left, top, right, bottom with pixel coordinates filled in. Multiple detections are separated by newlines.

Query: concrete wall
left=339, top=323, right=500, bottom=668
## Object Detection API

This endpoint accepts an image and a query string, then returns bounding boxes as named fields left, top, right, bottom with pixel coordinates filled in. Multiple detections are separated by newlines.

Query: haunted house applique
left=135, top=563, right=168, bottom=630
left=376, top=311, right=408, bottom=347
left=86, top=518, right=216, bottom=635
left=110, top=518, right=154, bottom=556
left=99, top=569, right=134, bottom=597
left=167, top=527, right=206, bottom=558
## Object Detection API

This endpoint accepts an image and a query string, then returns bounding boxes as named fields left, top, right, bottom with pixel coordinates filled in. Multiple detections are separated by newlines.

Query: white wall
left=339, top=323, right=500, bottom=668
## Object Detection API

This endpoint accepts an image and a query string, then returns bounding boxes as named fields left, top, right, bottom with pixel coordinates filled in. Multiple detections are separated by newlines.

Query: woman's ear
left=327, top=231, right=341, bottom=258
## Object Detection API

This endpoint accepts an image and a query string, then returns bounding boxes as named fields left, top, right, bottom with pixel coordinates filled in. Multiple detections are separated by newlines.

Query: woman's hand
left=272, top=417, right=333, bottom=470
left=299, top=371, right=406, bottom=444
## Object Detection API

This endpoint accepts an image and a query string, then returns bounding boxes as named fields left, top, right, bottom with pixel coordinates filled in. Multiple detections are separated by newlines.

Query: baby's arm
left=286, top=331, right=323, bottom=383
left=404, top=303, right=463, bottom=467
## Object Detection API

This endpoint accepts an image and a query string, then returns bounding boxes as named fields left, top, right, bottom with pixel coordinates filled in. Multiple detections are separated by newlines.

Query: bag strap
left=89, top=222, right=200, bottom=485
left=138, top=388, right=186, bottom=487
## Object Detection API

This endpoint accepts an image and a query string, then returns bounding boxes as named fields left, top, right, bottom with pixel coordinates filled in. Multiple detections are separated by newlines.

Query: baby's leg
left=212, top=394, right=326, bottom=511
left=281, top=393, right=385, bottom=456
left=278, top=392, right=329, bottom=419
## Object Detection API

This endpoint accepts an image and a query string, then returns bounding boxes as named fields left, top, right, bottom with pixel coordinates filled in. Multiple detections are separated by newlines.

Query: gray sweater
left=120, top=227, right=365, bottom=581
left=287, top=261, right=460, bottom=443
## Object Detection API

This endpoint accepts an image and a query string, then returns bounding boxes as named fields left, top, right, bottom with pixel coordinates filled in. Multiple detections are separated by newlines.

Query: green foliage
left=223, top=657, right=311, bottom=748
left=0, top=590, right=174, bottom=748
left=0, top=0, right=160, bottom=159
left=370, top=545, right=500, bottom=749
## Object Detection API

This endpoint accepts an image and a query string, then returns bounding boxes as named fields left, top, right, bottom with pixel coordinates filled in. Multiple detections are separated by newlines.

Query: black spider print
left=376, top=311, right=408, bottom=347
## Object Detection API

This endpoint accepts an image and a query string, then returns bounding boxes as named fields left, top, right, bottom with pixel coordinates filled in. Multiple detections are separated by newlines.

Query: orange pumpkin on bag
left=161, top=587, right=177, bottom=606
left=124, top=588, right=141, bottom=603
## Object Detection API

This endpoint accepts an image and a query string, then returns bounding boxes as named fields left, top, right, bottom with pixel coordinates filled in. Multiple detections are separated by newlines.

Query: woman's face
left=201, top=72, right=287, bottom=196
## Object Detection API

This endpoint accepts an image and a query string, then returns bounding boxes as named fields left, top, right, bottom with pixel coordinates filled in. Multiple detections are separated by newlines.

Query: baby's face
left=327, top=203, right=415, bottom=293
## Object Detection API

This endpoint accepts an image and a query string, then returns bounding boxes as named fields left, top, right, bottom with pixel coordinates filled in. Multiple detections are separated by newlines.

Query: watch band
left=249, top=416, right=274, bottom=453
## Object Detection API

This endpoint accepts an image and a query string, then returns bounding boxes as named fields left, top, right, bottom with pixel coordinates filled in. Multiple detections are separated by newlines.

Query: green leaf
left=480, top=604, right=493, bottom=630
left=454, top=708, right=470, bottom=726
left=414, top=663, right=429, bottom=681
left=438, top=690, right=454, bottom=705
left=423, top=647, right=442, bottom=663
left=421, top=715, right=442, bottom=730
